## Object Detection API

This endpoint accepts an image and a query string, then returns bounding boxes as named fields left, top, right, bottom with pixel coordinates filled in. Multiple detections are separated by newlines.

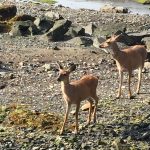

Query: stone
left=42, top=64, right=52, bottom=72
left=94, top=23, right=126, bottom=37
left=144, top=62, right=150, bottom=69
left=100, top=4, right=115, bottom=13
left=142, top=37, right=150, bottom=52
left=34, top=17, right=54, bottom=34
left=0, top=22, right=11, bottom=33
left=45, top=19, right=72, bottom=41
left=9, top=20, right=38, bottom=36
left=11, top=14, right=35, bottom=22
left=45, top=11, right=63, bottom=21
left=93, top=37, right=105, bottom=48
left=67, top=36, right=93, bottom=47
left=0, top=5, right=17, bottom=21
left=0, top=82, right=7, bottom=89
left=100, top=4, right=128, bottom=13
left=65, top=25, right=85, bottom=39
left=84, top=23, right=97, bottom=36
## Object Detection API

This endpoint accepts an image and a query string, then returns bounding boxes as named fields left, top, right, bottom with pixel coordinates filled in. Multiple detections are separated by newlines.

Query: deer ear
left=68, top=64, right=76, bottom=72
left=56, top=62, right=63, bottom=70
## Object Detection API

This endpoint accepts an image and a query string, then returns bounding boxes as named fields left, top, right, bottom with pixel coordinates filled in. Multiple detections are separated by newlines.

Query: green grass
left=39, top=0, right=56, bottom=4
left=134, top=0, right=150, bottom=4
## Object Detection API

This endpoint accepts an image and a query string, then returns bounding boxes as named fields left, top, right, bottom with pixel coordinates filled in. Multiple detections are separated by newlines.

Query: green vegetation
left=134, top=0, right=150, bottom=4
left=39, top=0, right=56, bottom=4
left=0, top=104, right=62, bottom=134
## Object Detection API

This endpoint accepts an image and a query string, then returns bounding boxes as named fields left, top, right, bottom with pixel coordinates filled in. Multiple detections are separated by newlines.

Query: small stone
left=42, top=64, right=52, bottom=72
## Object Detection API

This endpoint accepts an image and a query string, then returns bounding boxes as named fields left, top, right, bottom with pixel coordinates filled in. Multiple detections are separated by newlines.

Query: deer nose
left=99, top=44, right=103, bottom=48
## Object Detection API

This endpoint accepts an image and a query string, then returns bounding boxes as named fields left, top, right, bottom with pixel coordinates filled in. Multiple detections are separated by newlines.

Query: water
left=55, top=0, right=150, bottom=15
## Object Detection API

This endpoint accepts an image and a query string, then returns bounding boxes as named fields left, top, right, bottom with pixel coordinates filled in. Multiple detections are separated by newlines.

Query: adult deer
left=99, top=34, right=147, bottom=99
left=57, top=63, right=99, bottom=134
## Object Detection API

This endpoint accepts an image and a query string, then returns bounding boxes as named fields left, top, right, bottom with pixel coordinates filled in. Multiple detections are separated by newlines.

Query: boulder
left=0, top=5, right=17, bottom=21
left=9, top=20, right=39, bottom=36
left=100, top=4, right=128, bottom=13
left=95, top=23, right=126, bottom=37
left=45, top=11, right=63, bottom=21
left=142, top=37, right=150, bottom=52
left=67, top=36, right=93, bottom=47
left=84, top=23, right=97, bottom=36
left=65, top=25, right=85, bottom=39
left=115, top=30, right=150, bottom=46
left=11, top=14, right=35, bottom=22
left=45, top=19, right=72, bottom=41
left=100, top=4, right=115, bottom=13
left=144, top=62, right=150, bottom=69
left=0, top=22, right=11, bottom=33
left=93, top=37, right=105, bottom=48
left=34, top=17, right=54, bottom=34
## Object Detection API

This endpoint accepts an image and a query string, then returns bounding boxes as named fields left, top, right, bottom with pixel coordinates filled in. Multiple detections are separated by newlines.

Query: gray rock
left=42, top=64, right=52, bottom=72
left=34, top=17, right=54, bottom=34
left=45, top=11, right=63, bottom=21
left=9, top=20, right=39, bottom=36
left=0, top=5, right=17, bottom=21
left=142, top=37, right=150, bottom=52
left=93, top=37, right=105, bottom=48
left=0, top=22, right=10, bottom=33
left=100, top=4, right=128, bottom=13
left=45, top=19, right=72, bottom=41
left=65, top=25, right=85, bottom=39
left=84, top=23, right=97, bottom=36
left=94, top=23, right=126, bottom=37
left=144, top=62, right=150, bottom=69
left=67, top=36, right=93, bottom=46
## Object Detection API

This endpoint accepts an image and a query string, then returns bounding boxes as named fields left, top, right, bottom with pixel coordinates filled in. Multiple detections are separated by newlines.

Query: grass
left=134, top=0, right=150, bottom=4
left=0, top=104, right=62, bottom=134
left=39, top=0, right=56, bottom=4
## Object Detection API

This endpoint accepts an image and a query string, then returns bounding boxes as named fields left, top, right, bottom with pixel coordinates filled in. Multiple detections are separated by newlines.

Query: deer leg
left=87, top=99, right=93, bottom=125
left=74, top=103, right=80, bottom=134
left=128, top=71, right=132, bottom=99
left=116, top=70, right=123, bottom=99
left=136, top=67, right=142, bottom=94
left=92, top=96, right=98, bottom=123
left=60, top=103, right=71, bottom=135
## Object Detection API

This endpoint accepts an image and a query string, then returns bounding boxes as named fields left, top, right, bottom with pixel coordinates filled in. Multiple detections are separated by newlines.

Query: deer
left=99, top=34, right=147, bottom=99
left=57, top=62, right=99, bottom=134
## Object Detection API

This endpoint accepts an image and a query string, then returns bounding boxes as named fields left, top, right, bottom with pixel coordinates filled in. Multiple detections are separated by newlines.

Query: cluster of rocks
left=0, top=3, right=150, bottom=52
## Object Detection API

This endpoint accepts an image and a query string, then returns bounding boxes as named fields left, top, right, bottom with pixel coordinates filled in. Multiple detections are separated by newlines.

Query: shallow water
left=55, top=0, right=150, bottom=15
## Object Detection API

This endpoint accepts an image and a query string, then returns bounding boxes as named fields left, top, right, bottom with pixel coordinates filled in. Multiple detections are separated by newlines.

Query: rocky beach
left=0, top=1, right=150, bottom=149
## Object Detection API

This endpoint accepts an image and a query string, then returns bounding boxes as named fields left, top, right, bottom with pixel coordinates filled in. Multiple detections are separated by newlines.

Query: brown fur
left=57, top=63, right=99, bottom=134
left=99, top=35, right=147, bottom=99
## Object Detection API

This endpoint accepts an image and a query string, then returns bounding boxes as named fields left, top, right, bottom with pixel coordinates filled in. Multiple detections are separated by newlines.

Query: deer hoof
left=72, top=130, right=78, bottom=134
left=59, top=130, right=64, bottom=135
left=116, top=96, right=120, bottom=99
left=129, top=95, right=135, bottom=99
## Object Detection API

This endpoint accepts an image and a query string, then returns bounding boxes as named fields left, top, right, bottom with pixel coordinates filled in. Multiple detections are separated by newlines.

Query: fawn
left=57, top=62, right=99, bottom=134
left=99, top=34, right=147, bottom=99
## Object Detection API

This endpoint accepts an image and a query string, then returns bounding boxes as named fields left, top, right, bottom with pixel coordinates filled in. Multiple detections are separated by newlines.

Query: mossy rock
left=0, top=21, right=12, bottom=33
left=134, top=0, right=150, bottom=4
left=0, top=5, right=17, bottom=21
left=10, top=14, right=35, bottom=22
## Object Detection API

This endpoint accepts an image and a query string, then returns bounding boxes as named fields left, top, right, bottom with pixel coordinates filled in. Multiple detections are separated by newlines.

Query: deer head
left=99, top=34, right=121, bottom=48
left=57, top=62, right=76, bottom=82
